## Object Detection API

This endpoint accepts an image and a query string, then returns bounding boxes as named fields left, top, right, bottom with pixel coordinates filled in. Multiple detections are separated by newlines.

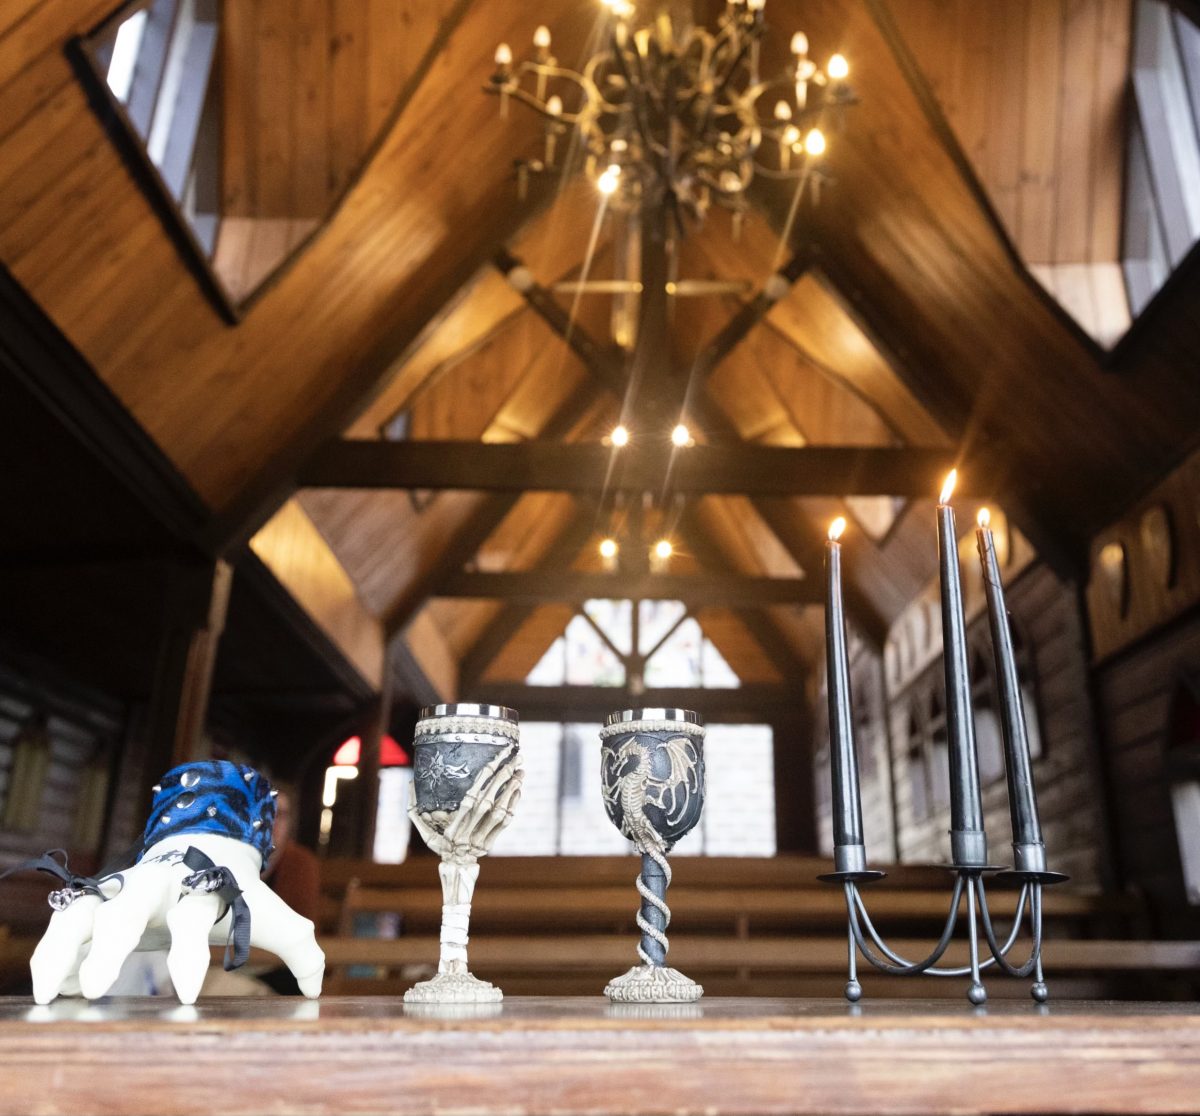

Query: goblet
left=599, top=707, right=706, bottom=1003
left=404, top=703, right=522, bottom=1004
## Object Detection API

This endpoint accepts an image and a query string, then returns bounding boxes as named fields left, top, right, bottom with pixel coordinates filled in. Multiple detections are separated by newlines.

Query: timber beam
left=437, top=570, right=820, bottom=608
left=468, top=683, right=800, bottom=723
left=301, top=441, right=955, bottom=497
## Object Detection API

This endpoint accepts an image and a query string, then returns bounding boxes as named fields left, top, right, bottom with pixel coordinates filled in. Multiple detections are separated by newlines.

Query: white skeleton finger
left=166, top=891, right=223, bottom=1005
left=77, top=863, right=175, bottom=1000
left=29, top=894, right=103, bottom=1005
left=471, top=769, right=524, bottom=853
left=241, top=879, right=325, bottom=998
left=443, top=746, right=518, bottom=847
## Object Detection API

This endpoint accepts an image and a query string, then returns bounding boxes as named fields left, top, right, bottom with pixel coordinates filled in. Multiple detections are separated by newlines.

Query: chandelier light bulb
left=774, top=99, right=792, bottom=121
left=747, top=0, right=766, bottom=11
left=671, top=423, right=691, bottom=447
left=804, top=128, right=826, bottom=156
left=597, top=165, right=621, bottom=195
left=828, top=53, right=849, bottom=80
left=599, top=537, right=619, bottom=560
left=791, top=31, right=809, bottom=56
left=610, top=424, right=630, bottom=447
left=654, top=539, right=674, bottom=560
left=533, top=25, right=552, bottom=49
left=494, top=43, right=513, bottom=67
left=546, top=95, right=563, bottom=117
left=783, top=124, right=801, bottom=148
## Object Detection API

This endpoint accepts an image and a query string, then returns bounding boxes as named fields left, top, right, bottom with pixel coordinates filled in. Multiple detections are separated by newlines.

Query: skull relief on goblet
left=600, top=708, right=706, bottom=1003
left=405, top=703, right=522, bottom=1004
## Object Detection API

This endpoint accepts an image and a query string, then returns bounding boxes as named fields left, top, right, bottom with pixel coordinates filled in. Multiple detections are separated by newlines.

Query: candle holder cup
left=404, top=704, right=523, bottom=1004
left=600, top=708, right=706, bottom=1003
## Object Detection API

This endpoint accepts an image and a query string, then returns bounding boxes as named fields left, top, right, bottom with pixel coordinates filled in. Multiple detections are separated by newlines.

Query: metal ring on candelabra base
left=403, top=970, right=503, bottom=1004
left=994, top=868, right=1071, bottom=885
left=816, top=868, right=887, bottom=884
left=604, top=964, right=704, bottom=1003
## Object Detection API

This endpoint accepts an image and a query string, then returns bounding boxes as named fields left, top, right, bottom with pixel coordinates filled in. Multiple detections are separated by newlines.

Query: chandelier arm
left=976, top=880, right=1042, bottom=978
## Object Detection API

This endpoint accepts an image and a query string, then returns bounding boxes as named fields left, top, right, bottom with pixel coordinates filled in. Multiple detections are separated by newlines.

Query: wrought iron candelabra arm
left=828, top=865, right=1064, bottom=1005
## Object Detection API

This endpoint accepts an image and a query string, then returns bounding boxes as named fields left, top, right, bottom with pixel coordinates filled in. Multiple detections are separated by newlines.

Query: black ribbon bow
left=0, top=849, right=119, bottom=905
left=181, top=847, right=252, bottom=971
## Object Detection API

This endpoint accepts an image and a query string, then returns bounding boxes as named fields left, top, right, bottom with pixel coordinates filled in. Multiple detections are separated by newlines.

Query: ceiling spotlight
left=653, top=539, right=673, bottom=560
left=827, top=53, right=850, bottom=81
left=804, top=128, right=826, bottom=156
left=671, top=423, right=691, bottom=447
left=610, top=424, right=630, bottom=447
left=599, top=537, right=619, bottom=560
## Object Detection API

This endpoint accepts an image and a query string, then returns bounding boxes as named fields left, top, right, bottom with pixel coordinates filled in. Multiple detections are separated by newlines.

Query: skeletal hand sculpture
left=406, top=732, right=523, bottom=1004
left=9, top=761, right=324, bottom=1005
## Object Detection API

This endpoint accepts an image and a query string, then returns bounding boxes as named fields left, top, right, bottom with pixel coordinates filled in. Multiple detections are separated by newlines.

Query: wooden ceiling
left=2, top=0, right=1199, bottom=710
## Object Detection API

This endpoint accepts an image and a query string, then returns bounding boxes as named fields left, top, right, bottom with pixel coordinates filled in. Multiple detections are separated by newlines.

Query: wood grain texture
left=1, top=997, right=1199, bottom=1116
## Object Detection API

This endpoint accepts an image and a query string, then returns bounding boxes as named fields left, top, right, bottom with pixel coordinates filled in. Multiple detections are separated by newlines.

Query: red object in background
left=332, top=735, right=411, bottom=767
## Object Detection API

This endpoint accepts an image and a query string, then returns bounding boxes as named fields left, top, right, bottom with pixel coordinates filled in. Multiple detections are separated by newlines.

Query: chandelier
left=486, top=0, right=855, bottom=227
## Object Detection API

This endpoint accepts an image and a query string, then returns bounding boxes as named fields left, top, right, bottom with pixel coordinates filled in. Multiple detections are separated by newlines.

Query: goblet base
left=404, top=970, right=503, bottom=1004
left=604, top=964, right=703, bottom=1004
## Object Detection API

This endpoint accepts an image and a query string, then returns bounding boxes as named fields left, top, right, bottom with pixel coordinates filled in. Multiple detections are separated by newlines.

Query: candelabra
left=485, top=0, right=855, bottom=226
left=822, top=487, right=1069, bottom=1006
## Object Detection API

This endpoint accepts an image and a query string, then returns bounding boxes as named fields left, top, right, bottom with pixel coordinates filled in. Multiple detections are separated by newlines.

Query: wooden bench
left=319, top=933, right=1200, bottom=998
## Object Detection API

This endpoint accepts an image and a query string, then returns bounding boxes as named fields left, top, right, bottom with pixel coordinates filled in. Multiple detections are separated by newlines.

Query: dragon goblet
left=404, top=703, right=522, bottom=1004
left=600, top=707, right=706, bottom=1003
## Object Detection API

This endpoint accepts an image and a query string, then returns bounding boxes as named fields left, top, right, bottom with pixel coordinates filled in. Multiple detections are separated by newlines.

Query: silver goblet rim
left=604, top=708, right=704, bottom=728
left=418, top=703, right=519, bottom=723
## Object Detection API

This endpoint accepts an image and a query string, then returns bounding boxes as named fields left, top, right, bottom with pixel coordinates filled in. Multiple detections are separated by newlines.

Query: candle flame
left=828, top=516, right=846, bottom=541
left=939, top=469, right=957, bottom=505
left=977, top=507, right=991, bottom=528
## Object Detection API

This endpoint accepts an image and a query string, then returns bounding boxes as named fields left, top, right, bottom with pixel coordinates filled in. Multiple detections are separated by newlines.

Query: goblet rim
left=418, top=702, right=518, bottom=723
left=604, top=707, right=704, bottom=728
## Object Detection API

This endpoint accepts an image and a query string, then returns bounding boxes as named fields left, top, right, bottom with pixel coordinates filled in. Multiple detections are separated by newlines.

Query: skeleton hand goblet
left=405, top=703, right=522, bottom=1004
left=600, top=708, right=706, bottom=1003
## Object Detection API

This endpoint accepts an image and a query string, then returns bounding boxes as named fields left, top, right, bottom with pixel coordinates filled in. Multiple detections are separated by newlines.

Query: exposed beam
left=690, top=249, right=811, bottom=380
left=437, top=570, right=820, bottom=608
left=301, top=441, right=954, bottom=497
left=379, top=381, right=606, bottom=637
left=674, top=506, right=810, bottom=684
left=459, top=502, right=600, bottom=688
left=493, top=249, right=627, bottom=397
left=468, top=683, right=801, bottom=723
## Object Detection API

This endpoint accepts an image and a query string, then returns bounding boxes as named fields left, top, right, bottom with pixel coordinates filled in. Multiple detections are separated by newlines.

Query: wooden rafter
left=300, top=441, right=956, bottom=496
left=436, top=569, right=820, bottom=607
left=468, top=683, right=800, bottom=722
left=459, top=502, right=600, bottom=687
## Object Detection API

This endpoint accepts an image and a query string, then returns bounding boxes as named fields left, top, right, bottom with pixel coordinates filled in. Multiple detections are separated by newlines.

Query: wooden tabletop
left=1, top=995, right=1198, bottom=1115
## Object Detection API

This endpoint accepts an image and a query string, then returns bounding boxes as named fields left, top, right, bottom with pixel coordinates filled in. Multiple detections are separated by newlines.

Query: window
left=1123, top=1, right=1200, bottom=316
left=502, top=600, right=774, bottom=856
left=79, top=2, right=224, bottom=285
left=1, top=711, right=51, bottom=833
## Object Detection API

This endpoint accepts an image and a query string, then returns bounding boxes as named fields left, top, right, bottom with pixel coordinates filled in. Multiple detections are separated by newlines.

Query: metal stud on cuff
left=47, top=887, right=87, bottom=911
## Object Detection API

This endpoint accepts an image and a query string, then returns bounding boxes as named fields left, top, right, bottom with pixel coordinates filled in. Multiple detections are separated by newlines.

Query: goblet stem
left=437, top=859, right=479, bottom=975
left=637, top=851, right=672, bottom=966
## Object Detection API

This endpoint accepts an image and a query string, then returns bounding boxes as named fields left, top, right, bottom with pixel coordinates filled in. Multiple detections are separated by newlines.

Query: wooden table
left=1, top=996, right=1198, bottom=1115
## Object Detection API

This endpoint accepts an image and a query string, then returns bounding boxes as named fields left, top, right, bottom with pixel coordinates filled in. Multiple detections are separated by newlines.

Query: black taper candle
left=936, top=472, right=987, bottom=867
left=976, top=509, right=1046, bottom=873
left=825, top=518, right=868, bottom=874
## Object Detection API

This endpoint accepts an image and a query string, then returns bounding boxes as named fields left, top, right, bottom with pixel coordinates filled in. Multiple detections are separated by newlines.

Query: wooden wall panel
left=1095, top=612, right=1200, bottom=937
left=881, top=563, right=1106, bottom=885
left=892, top=0, right=1131, bottom=266
left=221, top=0, right=456, bottom=219
left=1086, top=445, right=1200, bottom=663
